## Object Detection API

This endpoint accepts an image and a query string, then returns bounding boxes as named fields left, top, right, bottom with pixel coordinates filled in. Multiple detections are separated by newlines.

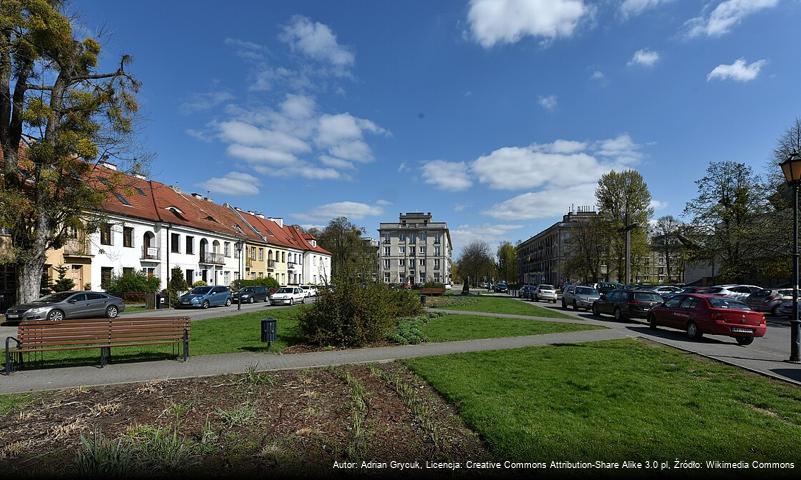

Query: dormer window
left=166, top=206, right=186, bottom=220
left=114, top=193, right=131, bottom=206
left=205, top=215, right=218, bottom=223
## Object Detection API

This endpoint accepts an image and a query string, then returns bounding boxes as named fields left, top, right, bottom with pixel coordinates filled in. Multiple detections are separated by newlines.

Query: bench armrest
left=4, top=336, right=20, bottom=375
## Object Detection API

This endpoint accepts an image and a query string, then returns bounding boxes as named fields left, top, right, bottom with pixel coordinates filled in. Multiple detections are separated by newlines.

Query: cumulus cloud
left=467, top=0, right=588, bottom=48
left=591, top=70, right=605, bottom=81
left=451, top=223, right=523, bottom=255
left=686, top=0, right=778, bottom=37
left=628, top=48, right=660, bottom=67
left=179, top=91, right=235, bottom=114
left=649, top=199, right=668, bottom=210
left=421, top=161, right=473, bottom=191
left=619, top=0, right=673, bottom=18
left=199, top=172, right=261, bottom=196
left=538, top=94, right=558, bottom=111
left=707, top=58, right=766, bottom=82
left=280, top=16, right=354, bottom=72
left=293, top=201, right=384, bottom=222
left=484, top=184, right=598, bottom=220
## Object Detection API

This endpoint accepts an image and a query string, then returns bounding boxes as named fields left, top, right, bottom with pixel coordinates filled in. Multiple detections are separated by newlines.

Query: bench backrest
left=18, top=317, right=191, bottom=349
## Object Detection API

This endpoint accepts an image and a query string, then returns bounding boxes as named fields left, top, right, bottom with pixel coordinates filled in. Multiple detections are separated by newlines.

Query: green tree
left=596, top=170, right=653, bottom=283
left=49, top=264, right=74, bottom=292
left=0, top=1, right=142, bottom=304
left=315, top=217, right=376, bottom=279
left=457, top=241, right=495, bottom=287
left=652, top=215, right=683, bottom=283
left=496, top=241, right=517, bottom=284
left=684, top=161, right=768, bottom=283
left=563, top=216, right=608, bottom=283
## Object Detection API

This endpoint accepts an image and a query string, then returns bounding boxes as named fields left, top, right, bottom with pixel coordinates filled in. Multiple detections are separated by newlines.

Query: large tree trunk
left=16, top=212, right=51, bottom=304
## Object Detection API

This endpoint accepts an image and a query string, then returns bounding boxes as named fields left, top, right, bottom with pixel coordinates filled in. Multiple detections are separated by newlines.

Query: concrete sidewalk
left=0, top=328, right=631, bottom=394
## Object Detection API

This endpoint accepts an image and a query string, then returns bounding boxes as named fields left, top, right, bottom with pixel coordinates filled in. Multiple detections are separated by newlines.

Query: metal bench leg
left=100, top=347, right=109, bottom=368
left=5, top=337, right=20, bottom=375
left=182, top=329, right=190, bottom=361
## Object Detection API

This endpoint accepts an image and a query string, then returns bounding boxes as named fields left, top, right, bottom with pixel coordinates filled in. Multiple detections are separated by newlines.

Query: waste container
left=261, top=318, right=277, bottom=350
left=420, top=295, right=427, bottom=306
left=156, top=292, right=167, bottom=309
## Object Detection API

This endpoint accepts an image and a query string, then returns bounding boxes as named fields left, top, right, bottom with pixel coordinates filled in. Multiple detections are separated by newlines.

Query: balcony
left=267, top=260, right=276, bottom=271
left=200, top=251, right=225, bottom=265
left=141, top=246, right=160, bottom=261
left=63, top=238, right=91, bottom=257
left=246, top=256, right=254, bottom=268
left=287, top=261, right=298, bottom=271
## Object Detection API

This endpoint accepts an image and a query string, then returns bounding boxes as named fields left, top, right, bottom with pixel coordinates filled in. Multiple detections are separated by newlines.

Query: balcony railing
left=141, top=246, right=160, bottom=260
left=200, top=251, right=225, bottom=265
left=267, top=260, right=276, bottom=270
left=246, top=256, right=254, bottom=267
left=63, top=238, right=91, bottom=256
left=287, top=261, right=298, bottom=271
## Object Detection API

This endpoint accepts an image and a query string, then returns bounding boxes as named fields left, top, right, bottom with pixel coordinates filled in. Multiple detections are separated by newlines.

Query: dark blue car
left=178, top=286, right=232, bottom=309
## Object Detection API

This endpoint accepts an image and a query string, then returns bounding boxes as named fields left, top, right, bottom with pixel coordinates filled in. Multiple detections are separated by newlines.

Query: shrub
left=298, top=278, right=422, bottom=347
left=106, top=271, right=160, bottom=298
left=50, top=265, right=75, bottom=292
left=192, top=280, right=207, bottom=287
left=422, top=281, right=445, bottom=289
left=230, top=277, right=279, bottom=291
left=388, top=315, right=429, bottom=345
left=167, top=267, right=188, bottom=308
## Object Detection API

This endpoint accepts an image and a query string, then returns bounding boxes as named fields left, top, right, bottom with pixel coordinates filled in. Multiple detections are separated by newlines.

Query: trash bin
left=420, top=295, right=427, bottom=305
left=156, top=292, right=166, bottom=309
left=261, top=318, right=277, bottom=343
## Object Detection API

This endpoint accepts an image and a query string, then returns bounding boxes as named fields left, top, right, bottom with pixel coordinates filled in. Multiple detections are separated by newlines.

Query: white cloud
left=319, top=155, right=356, bottom=170
left=226, top=145, right=299, bottom=165
left=451, top=223, right=523, bottom=255
left=620, top=0, right=673, bottom=18
left=538, top=94, right=558, bottom=111
left=628, top=48, right=660, bottom=67
left=686, top=0, right=778, bottom=37
left=199, top=172, right=260, bottom=196
left=294, top=201, right=384, bottom=222
left=591, top=70, right=605, bottom=81
left=316, top=113, right=386, bottom=162
left=421, top=160, right=473, bottom=191
left=706, top=58, right=766, bottom=82
left=649, top=199, right=668, bottom=210
left=217, top=121, right=310, bottom=153
left=594, top=133, right=642, bottom=164
left=224, top=38, right=267, bottom=61
left=484, top=184, right=597, bottom=220
left=467, top=0, right=588, bottom=48
left=280, top=16, right=354, bottom=71
left=179, top=91, right=235, bottom=114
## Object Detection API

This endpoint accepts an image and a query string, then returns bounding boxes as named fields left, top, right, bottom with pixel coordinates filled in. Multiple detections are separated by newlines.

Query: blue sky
left=76, top=0, right=801, bottom=254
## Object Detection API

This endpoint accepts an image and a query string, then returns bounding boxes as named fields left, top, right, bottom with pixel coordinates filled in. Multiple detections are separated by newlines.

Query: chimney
left=268, top=217, right=284, bottom=228
left=171, top=185, right=182, bottom=193
left=191, top=193, right=203, bottom=199
left=256, top=213, right=265, bottom=219
left=99, top=160, right=117, bottom=171
left=133, top=173, right=146, bottom=180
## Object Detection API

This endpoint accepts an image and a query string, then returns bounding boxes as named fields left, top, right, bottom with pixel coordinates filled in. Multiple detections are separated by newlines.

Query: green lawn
left=426, top=295, right=571, bottom=319
left=120, top=304, right=149, bottom=314
left=420, top=314, right=600, bottom=342
left=406, top=339, right=801, bottom=462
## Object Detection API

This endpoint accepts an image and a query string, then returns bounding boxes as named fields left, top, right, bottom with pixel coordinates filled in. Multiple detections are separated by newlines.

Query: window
left=434, top=259, right=440, bottom=270
left=399, top=233, right=405, bottom=242
left=114, top=193, right=131, bottom=206
left=409, top=235, right=416, bottom=244
left=101, top=267, right=113, bottom=289
left=384, top=247, right=390, bottom=256
left=680, top=297, right=699, bottom=309
left=399, top=259, right=406, bottom=267
left=185, top=269, right=194, bottom=285
left=250, top=247, right=256, bottom=260
left=224, top=242, right=231, bottom=257
left=100, top=223, right=112, bottom=246
left=186, top=236, right=194, bottom=254
left=434, top=246, right=441, bottom=256
left=383, top=259, right=390, bottom=269
left=399, top=246, right=406, bottom=255
left=258, top=248, right=264, bottom=261
left=282, top=252, right=286, bottom=263
left=170, top=233, right=180, bottom=253
left=123, top=227, right=133, bottom=248
left=419, top=259, right=424, bottom=266
left=419, top=246, right=425, bottom=254
left=384, top=273, right=390, bottom=283
left=383, top=235, right=390, bottom=244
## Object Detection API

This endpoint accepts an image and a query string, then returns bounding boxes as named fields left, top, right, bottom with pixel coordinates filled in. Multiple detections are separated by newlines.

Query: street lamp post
left=780, top=151, right=801, bottom=363
left=236, top=240, right=244, bottom=311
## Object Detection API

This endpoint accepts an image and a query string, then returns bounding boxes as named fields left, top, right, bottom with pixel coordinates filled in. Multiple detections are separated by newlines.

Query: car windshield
left=190, top=287, right=212, bottom=295
left=778, top=289, right=794, bottom=296
left=708, top=298, right=751, bottom=310
left=540, top=285, right=554, bottom=290
left=276, top=288, right=293, bottom=293
left=575, top=287, right=597, bottom=295
left=34, top=292, right=75, bottom=303
left=240, top=287, right=255, bottom=293
left=634, top=293, right=663, bottom=302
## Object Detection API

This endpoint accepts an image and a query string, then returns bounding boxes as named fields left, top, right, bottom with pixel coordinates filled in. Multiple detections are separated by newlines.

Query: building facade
left=378, top=212, right=452, bottom=285
left=517, top=208, right=598, bottom=287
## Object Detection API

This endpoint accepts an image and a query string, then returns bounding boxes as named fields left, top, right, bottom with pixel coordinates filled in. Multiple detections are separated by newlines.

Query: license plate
left=731, top=327, right=753, bottom=334
left=5, top=314, right=18, bottom=319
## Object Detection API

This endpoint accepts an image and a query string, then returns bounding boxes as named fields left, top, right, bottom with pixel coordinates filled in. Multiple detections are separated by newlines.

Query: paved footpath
left=0, top=328, right=630, bottom=394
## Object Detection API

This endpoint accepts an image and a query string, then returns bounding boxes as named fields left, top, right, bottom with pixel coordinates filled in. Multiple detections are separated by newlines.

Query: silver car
left=562, top=285, right=601, bottom=311
left=4, top=291, right=125, bottom=322
left=532, top=284, right=558, bottom=303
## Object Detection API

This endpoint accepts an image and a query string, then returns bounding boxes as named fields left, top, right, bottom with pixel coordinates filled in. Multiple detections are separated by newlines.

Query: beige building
left=378, top=212, right=452, bottom=285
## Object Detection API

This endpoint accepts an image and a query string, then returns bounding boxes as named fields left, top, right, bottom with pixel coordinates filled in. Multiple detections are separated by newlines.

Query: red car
left=647, top=294, right=766, bottom=346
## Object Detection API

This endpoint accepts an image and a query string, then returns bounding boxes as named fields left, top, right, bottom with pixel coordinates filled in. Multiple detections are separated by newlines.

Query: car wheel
left=47, top=309, right=64, bottom=322
left=301, top=297, right=306, bottom=304
left=572, top=301, right=578, bottom=311
left=613, top=307, right=623, bottom=322
left=290, top=298, right=294, bottom=306
left=202, top=300, right=210, bottom=309
left=648, top=314, right=657, bottom=330
left=687, top=321, right=702, bottom=340
left=736, top=336, right=754, bottom=346
left=225, top=298, right=232, bottom=307
left=249, top=297, right=255, bottom=304
left=105, top=305, right=119, bottom=319
left=592, top=304, right=600, bottom=317
left=561, top=300, right=567, bottom=310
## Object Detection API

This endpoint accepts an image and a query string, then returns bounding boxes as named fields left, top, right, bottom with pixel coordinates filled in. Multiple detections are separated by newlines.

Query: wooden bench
left=419, top=287, right=446, bottom=296
left=4, top=316, right=191, bottom=374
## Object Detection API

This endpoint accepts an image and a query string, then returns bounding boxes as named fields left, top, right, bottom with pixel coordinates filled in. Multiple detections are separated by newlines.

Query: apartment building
left=378, top=212, right=452, bottom=285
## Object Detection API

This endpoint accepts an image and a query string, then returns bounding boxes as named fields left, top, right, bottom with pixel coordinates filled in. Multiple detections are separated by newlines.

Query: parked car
left=445, top=283, right=453, bottom=290
left=232, top=286, right=269, bottom=304
left=745, top=288, right=794, bottom=315
left=706, top=285, right=762, bottom=300
left=178, top=286, right=232, bottom=309
left=518, top=284, right=535, bottom=298
left=647, top=294, right=766, bottom=346
left=596, top=282, right=623, bottom=294
left=4, top=291, right=125, bottom=322
left=270, top=287, right=306, bottom=306
left=562, top=285, right=601, bottom=311
left=592, top=289, right=663, bottom=321
left=494, top=282, right=508, bottom=293
left=299, top=285, right=318, bottom=297
left=532, top=284, right=558, bottom=303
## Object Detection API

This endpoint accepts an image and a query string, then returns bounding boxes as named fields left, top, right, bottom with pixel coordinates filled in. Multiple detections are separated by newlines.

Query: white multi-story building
left=378, top=212, right=452, bottom=285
